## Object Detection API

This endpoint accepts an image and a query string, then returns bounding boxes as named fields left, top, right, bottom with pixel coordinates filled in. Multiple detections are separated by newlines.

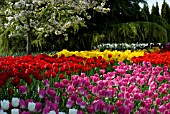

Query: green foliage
left=103, top=22, right=168, bottom=43
left=161, top=0, right=170, bottom=23
left=141, top=2, right=150, bottom=21
left=149, top=15, right=169, bottom=29
left=151, top=2, right=160, bottom=16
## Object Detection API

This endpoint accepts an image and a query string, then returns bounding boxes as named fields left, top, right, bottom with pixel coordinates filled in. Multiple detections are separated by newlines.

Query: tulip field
left=0, top=49, right=170, bottom=114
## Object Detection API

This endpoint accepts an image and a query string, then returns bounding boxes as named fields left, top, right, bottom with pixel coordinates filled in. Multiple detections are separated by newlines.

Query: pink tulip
left=107, top=104, right=115, bottom=113
left=77, top=110, right=84, bottom=114
left=92, top=86, right=99, bottom=95
left=128, top=103, right=134, bottom=110
left=87, top=105, right=95, bottom=113
left=159, top=105, right=166, bottom=113
left=150, top=108, right=157, bottom=114
left=80, top=73, right=86, bottom=77
left=62, top=79, right=69, bottom=86
left=66, top=85, right=75, bottom=94
left=100, top=69, right=105, bottom=74
left=76, top=98, right=82, bottom=105
left=54, top=82, right=60, bottom=88
left=155, top=98, right=161, bottom=106
left=19, top=86, right=27, bottom=94
left=116, top=100, right=123, bottom=107
left=120, top=86, right=126, bottom=92
left=118, top=92, right=125, bottom=99
left=60, top=82, right=64, bottom=89
left=77, top=86, right=85, bottom=95
left=139, top=107, right=148, bottom=114
left=166, top=103, right=170, bottom=109
left=79, top=101, right=86, bottom=109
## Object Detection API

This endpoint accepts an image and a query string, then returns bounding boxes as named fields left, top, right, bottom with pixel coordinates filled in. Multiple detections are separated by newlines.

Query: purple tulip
left=19, top=99, right=26, bottom=109
left=48, top=90, right=56, bottom=98
left=79, top=101, right=86, bottom=109
left=50, top=103, right=58, bottom=112
left=107, top=104, right=115, bottom=113
left=42, top=107, right=50, bottom=114
left=45, top=100, right=53, bottom=109
left=39, top=88, right=46, bottom=98
left=21, top=111, right=31, bottom=114
left=19, top=86, right=27, bottom=94
left=43, top=79, right=50, bottom=87
left=35, top=102, right=42, bottom=112
left=66, top=99, right=74, bottom=108
left=54, top=96, right=60, bottom=104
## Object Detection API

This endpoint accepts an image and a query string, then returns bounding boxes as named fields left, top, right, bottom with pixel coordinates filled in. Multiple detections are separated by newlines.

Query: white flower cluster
left=93, top=43, right=163, bottom=50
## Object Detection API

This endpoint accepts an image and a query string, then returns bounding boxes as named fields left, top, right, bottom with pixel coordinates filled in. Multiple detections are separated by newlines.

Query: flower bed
left=0, top=51, right=170, bottom=114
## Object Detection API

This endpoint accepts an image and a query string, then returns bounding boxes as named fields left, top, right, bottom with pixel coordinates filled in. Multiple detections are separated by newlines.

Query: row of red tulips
left=132, top=51, right=170, bottom=66
left=0, top=54, right=114, bottom=89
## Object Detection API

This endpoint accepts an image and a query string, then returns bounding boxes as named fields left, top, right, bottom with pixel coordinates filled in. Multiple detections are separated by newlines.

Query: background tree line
left=0, top=0, right=170, bottom=54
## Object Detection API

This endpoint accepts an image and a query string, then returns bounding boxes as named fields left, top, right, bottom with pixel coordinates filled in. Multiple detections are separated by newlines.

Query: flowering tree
left=2, top=0, right=110, bottom=54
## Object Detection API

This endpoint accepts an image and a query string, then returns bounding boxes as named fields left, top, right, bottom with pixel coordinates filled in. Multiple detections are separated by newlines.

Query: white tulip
left=11, top=109, right=19, bottom=114
left=48, top=110, right=56, bottom=114
left=12, top=97, right=20, bottom=107
left=58, top=112, right=66, bottom=114
left=0, top=100, right=9, bottom=110
left=28, top=102, right=36, bottom=112
left=69, top=108, right=78, bottom=114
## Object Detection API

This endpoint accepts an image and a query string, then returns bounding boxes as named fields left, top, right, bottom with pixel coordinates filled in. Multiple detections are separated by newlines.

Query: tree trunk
left=26, top=29, right=32, bottom=55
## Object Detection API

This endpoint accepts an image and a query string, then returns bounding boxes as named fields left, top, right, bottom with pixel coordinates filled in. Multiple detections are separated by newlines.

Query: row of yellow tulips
left=49, top=47, right=160, bottom=63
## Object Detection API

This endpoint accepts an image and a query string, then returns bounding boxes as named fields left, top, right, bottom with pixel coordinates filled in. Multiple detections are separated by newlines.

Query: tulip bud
left=12, top=97, right=20, bottom=107
left=11, top=108, right=19, bottom=114
left=28, top=102, right=36, bottom=112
